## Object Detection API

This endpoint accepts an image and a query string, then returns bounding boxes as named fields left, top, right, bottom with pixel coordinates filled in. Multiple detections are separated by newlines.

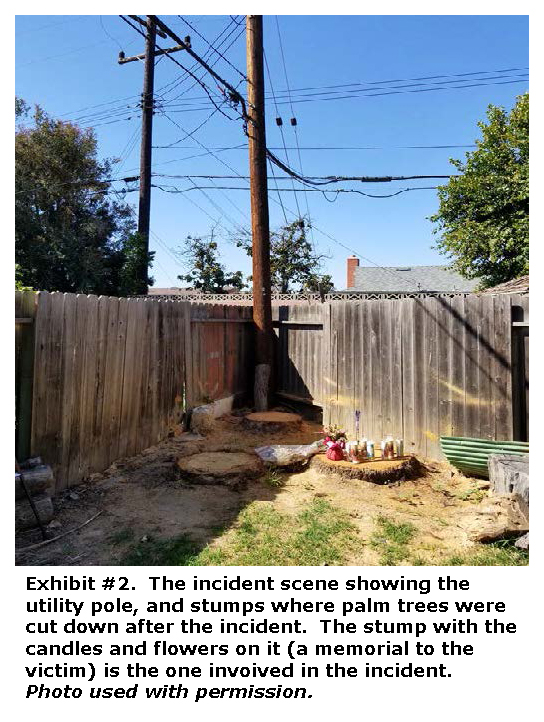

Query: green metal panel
left=440, top=436, right=529, bottom=478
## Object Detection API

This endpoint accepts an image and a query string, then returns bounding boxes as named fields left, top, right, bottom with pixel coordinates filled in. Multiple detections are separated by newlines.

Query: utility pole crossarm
left=117, top=15, right=159, bottom=294
left=118, top=44, right=187, bottom=64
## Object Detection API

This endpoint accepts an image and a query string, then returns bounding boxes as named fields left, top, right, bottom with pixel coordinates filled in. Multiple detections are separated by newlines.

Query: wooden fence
left=273, top=304, right=324, bottom=407
left=15, top=291, right=254, bottom=491
left=189, top=303, right=254, bottom=405
left=277, top=294, right=529, bottom=458
left=15, top=291, right=37, bottom=461
left=16, top=290, right=528, bottom=490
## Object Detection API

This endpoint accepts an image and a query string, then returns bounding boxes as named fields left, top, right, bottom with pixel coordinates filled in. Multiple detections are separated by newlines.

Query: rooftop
left=478, top=275, right=529, bottom=295
left=349, top=265, right=479, bottom=293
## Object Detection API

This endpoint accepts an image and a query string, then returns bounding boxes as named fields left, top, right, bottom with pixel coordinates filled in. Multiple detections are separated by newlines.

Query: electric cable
left=263, top=48, right=301, bottom=217
left=178, top=15, right=247, bottom=80
left=274, top=15, right=318, bottom=265
left=155, top=16, right=239, bottom=102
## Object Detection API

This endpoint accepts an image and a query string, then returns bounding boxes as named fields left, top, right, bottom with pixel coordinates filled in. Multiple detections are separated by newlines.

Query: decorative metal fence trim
left=142, top=290, right=473, bottom=303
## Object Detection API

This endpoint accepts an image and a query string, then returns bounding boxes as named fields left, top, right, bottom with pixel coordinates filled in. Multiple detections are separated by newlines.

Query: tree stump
left=312, top=454, right=422, bottom=485
left=242, top=411, right=303, bottom=433
left=488, top=454, right=529, bottom=506
left=176, top=451, right=263, bottom=489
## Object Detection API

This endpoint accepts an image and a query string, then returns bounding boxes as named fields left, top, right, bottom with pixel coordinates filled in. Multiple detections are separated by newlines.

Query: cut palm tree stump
left=176, top=452, right=263, bottom=489
left=312, top=454, right=422, bottom=484
left=242, top=411, right=303, bottom=433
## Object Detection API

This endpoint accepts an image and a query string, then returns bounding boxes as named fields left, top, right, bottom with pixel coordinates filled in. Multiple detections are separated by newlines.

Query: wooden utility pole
left=246, top=15, right=273, bottom=411
left=118, top=15, right=187, bottom=294
left=136, top=16, right=156, bottom=294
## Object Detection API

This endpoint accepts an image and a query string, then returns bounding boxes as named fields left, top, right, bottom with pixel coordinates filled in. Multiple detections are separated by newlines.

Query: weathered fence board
left=15, top=290, right=37, bottom=460
left=277, top=295, right=527, bottom=455
left=189, top=303, right=254, bottom=404
left=24, top=293, right=254, bottom=491
left=273, top=304, right=324, bottom=406
left=17, top=289, right=527, bottom=489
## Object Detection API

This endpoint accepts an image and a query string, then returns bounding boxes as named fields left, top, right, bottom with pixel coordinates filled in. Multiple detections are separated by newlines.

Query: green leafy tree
left=178, top=233, right=246, bottom=293
left=15, top=264, right=33, bottom=291
left=15, top=97, right=29, bottom=119
left=118, top=232, right=155, bottom=296
left=430, top=93, right=528, bottom=288
left=15, top=99, right=150, bottom=295
left=303, top=273, right=334, bottom=294
left=236, top=218, right=330, bottom=293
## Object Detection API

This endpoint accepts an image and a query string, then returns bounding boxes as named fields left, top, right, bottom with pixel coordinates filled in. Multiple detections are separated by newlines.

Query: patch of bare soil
left=15, top=413, right=496, bottom=566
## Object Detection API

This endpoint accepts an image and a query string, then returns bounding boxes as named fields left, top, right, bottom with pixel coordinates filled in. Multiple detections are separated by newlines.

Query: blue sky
left=15, top=14, right=529, bottom=290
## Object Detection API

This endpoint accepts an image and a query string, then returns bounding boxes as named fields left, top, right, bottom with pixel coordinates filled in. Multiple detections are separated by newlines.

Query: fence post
left=15, top=290, right=37, bottom=461
left=183, top=303, right=194, bottom=414
left=322, top=302, right=332, bottom=428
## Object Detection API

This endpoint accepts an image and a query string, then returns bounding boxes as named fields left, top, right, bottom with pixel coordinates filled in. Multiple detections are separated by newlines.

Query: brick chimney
left=346, top=255, right=359, bottom=289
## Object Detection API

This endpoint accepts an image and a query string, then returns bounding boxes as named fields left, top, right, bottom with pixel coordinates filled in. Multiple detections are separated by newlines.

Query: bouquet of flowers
left=322, top=424, right=347, bottom=461
left=322, top=424, right=347, bottom=443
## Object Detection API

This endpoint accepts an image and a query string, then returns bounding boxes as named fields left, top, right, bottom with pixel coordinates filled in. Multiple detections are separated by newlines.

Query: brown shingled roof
left=478, top=275, right=529, bottom=295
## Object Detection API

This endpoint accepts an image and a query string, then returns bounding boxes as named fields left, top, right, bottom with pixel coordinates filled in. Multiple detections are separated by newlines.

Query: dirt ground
left=15, top=413, right=502, bottom=566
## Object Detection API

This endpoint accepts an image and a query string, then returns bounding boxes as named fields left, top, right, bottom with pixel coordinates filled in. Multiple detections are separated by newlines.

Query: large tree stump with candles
left=312, top=454, right=422, bottom=485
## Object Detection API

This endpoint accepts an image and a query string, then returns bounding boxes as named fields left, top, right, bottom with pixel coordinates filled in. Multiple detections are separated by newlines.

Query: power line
left=175, top=185, right=243, bottom=240
left=54, top=61, right=528, bottom=122
left=263, top=67, right=529, bottom=95
left=131, top=47, right=529, bottom=222
left=265, top=77, right=529, bottom=106
left=184, top=178, right=248, bottom=233
left=151, top=173, right=453, bottom=182
left=158, top=69, right=528, bottom=108
left=114, top=122, right=142, bottom=176
left=120, top=15, right=238, bottom=123
left=263, top=48, right=301, bottom=216
left=274, top=15, right=318, bottom=259
left=16, top=17, right=85, bottom=35
left=99, top=15, right=124, bottom=51
left=155, top=17, right=240, bottom=103
left=263, top=188, right=439, bottom=292
left=152, top=143, right=478, bottom=151
left=160, top=113, right=250, bottom=228
left=115, top=14, right=251, bottom=285
left=155, top=106, right=224, bottom=148
left=264, top=150, right=455, bottom=186
left=267, top=156, right=288, bottom=225
left=178, top=15, right=247, bottom=80
left=150, top=15, right=249, bottom=122
left=111, top=188, right=185, bottom=280
left=152, top=183, right=439, bottom=198
left=59, top=94, right=141, bottom=120
left=16, top=40, right=108, bottom=68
